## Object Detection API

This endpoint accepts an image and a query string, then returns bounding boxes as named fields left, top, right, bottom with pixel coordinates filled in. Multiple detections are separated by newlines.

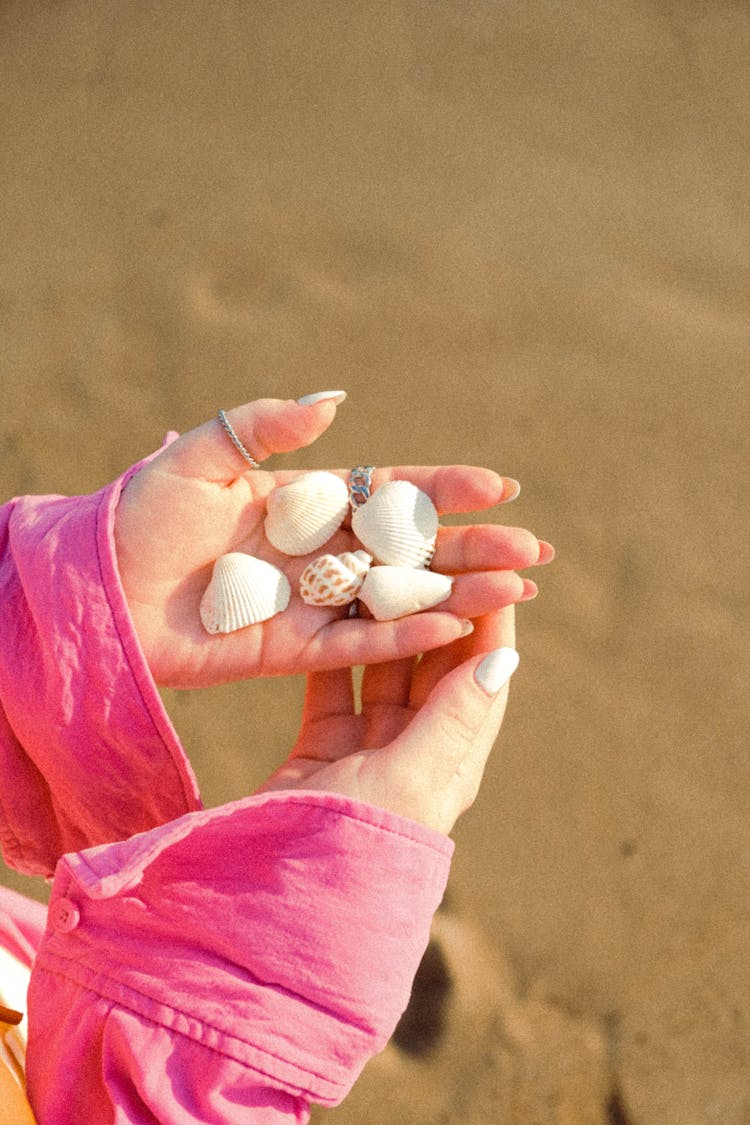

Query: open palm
left=114, top=398, right=549, bottom=689
left=258, top=609, right=518, bottom=835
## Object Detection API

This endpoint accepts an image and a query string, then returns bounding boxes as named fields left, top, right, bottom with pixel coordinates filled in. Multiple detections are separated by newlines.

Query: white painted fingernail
left=297, top=390, right=347, bottom=407
left=474, top=647, right=520, bottom=695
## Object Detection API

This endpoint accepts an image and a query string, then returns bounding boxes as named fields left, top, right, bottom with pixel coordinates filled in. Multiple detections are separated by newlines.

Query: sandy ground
left=1, top=3, right=748, bottom=1122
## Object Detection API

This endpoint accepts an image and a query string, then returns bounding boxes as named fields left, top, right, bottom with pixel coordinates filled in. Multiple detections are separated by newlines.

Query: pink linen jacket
left=0, top=455, right=453, bottom=1123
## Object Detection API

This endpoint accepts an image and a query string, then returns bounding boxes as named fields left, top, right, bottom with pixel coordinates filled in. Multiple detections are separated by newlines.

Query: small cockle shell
left=358, top=565, right=453, bottom=621
left=351, top=480, right=439, bottom=569
left=200, top=553, right=291, bottom=634
left=265, top=471, right=349, bottom=556
left=299, top=550, right=373, bottom=607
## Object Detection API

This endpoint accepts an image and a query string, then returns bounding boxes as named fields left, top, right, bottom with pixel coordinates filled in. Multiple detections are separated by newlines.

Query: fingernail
left=297, top=390, right=347, bottom=407
left=502, top=477, right=521, bottom=502
left=537, top=540, right=555, bottom=564
left=474, top=647, right=520, bottom=695
left=520, top=580, right=538, bottom=601
left=459, top=619, right=475, bottom=637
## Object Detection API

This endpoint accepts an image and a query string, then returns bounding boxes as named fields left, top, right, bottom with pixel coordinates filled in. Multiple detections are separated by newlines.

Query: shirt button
left=50, top=898, right=80, bottom=933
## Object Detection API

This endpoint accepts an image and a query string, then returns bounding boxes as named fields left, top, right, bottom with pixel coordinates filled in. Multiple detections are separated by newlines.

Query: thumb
left=385, top=647, right=520, bottom=833
left=155, top=392, right=347, bottom=480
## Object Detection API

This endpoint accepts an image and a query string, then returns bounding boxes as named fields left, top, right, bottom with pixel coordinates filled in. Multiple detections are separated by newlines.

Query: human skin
left=114, top=395, right=551, bottom=689
left=259, top=605, right=519, bottom=834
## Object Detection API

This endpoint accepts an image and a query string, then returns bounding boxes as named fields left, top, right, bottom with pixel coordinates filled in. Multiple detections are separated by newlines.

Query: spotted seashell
left=299, top=550, right=372, bottom=607
left=265, top=471, right=350, bottom=556
left=200, top=553, right=291, bottom=634
left=358, top=565, right=453, bottom=621
left=351, top=480, right=438, bottom=569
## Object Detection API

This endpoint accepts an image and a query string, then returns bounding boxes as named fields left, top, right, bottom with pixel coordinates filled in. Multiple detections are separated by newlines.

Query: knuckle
left=435, top=701, right=485, bottom=751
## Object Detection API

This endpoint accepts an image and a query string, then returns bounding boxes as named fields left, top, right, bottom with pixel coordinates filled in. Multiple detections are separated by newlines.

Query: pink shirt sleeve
left=0, top=445, right=201, bottom=877
left=27, top=791, right=453, bottom=1123
left=1, top=459, right=455, bottom=1120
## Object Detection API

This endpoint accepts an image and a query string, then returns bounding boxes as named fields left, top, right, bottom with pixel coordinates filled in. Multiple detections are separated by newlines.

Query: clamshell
left=357, top=565, right=453, bottom=621
left=265, top=471, right=350, bottom=556
left=351, top=480, right=438, bottom=568
left=299, top=550, right=372, bottom=607
left=200, top=553, right=291, bottom=634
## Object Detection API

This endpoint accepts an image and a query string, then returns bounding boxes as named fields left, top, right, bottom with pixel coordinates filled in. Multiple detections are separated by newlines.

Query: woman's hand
left=258, top=607, right=518, bottom=835
left=114, top=396, right=550, bottom=688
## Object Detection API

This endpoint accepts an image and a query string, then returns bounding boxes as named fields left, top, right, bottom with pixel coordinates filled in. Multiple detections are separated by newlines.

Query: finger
left=326, top=465, right=516, bottom=515
left=440, top=571, right=537, bottom=618
left=472, top=602, right=517, bottom=651
left=432, top=523, right=549, bottom=573
left=410, top=606, right=516, bottom=709
left=292, top=668, right=361, bottom=762
left=360, top=656, right=417, bottom=746
left=411, top=603, right=517, bottom=706
left=361, top=657, right=416, bottom=711
left=154, top=396, right=345, bottom=482
left=376, top=466, right=514, bottom=514
left=299, top=612, right=473, bottom=672
left=302, top=668, right=356, bottom=722
left=386, top=645, right=520, bottom=833
left=399, top=646, right=519, bottom=769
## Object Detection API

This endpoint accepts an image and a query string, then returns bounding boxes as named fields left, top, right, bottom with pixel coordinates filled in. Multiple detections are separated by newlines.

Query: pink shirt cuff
left=29, top=791, right=453, bottom=1108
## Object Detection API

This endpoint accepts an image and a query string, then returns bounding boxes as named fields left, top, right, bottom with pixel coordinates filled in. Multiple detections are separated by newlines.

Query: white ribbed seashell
left=299, top=550, right=372, bottom=607
left=200, top=553, right=291, bottom=634
left=358, top=565, right=453, bottom=621
left=265, top=471, right=350, bottom=556
left=351, top=480, right=439, bottom=568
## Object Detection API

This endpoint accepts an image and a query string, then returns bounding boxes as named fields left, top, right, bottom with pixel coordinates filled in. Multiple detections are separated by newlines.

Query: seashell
left=351, top=480, right=438, bottom=569
left=265, top=471, right=349, bottom=556
left=299, top=550, right=373, bottom=607
left=200, top=553, right=291, bottom=634
left=358, top=565, right=453, bottom=621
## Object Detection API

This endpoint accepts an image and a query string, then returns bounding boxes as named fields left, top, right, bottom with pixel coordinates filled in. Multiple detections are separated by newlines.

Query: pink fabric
left=0, top=461, right=454, bottom=1122
left=28, top=792, right=451, bottom=1122
left=0, top=446, right=201, bottom=877
left=0, top=886, right=45, bottom=969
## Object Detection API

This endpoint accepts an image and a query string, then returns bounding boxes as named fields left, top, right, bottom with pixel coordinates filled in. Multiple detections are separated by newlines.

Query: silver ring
left=348, top=465, right=375, bottom=510
left=217, top=410, right=260, bottom=469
